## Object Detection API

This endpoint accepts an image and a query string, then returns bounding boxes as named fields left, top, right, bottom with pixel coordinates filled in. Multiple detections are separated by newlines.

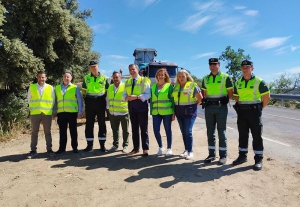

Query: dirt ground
left=0, top=117, right=299, bottom=207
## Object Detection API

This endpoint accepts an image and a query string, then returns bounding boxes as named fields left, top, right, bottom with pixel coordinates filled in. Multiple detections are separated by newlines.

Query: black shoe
left=84, top=145, right=93, bottom=152
left=232, top=156, right=247, bottom=165
left=73, top=149, right=79, bottom=153
left=253, top=161, right=263, bottom=171
left=100, top=146, right=107, bottom=152
left=204, top=155, right=216, bottom=163
left=55, top=149, right=66, bottom=154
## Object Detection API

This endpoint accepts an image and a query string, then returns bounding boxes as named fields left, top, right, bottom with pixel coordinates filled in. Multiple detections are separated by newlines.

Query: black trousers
left=85, top=96, right=107, bottom=145
left=129, top=110, right=149, bottom=151
left=237, top=107, right=264, bottom=161
left=57, top=112, right=78, bottom=151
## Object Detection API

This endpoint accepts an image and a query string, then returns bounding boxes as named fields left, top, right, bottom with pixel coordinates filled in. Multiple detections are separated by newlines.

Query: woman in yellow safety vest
left=150, top=68, right=174, bottom=157
left=172, top=69, right=202, bottom=160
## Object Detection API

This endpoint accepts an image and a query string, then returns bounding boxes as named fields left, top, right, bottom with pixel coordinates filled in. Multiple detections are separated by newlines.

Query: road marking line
left=262, top=137, right=291, bottom=147
left=264, top=113, right=300, bottom=121
left=227, top=127, right=234, bottom=129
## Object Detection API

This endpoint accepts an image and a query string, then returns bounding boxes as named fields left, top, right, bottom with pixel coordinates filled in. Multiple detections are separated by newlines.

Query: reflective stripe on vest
left=125, top=77, right=146, bottom=95
left=204, top=72, right=228, bottom=98
left=107, top=83, right=128, bottom=113
left=29, top=84, right=53, bottom=115
left=236, top=76, right=262, bottom=104
left=172, top=82, right=197, bottom=105
left=84, top=74, right=107, bottom=96
left=55, top=84, right=78, bottom=113
left=151, top=83, right=173, bottom=115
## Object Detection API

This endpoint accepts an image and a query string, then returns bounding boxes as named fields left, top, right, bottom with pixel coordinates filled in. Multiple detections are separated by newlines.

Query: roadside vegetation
left=0, top=0, right=98, bottom=139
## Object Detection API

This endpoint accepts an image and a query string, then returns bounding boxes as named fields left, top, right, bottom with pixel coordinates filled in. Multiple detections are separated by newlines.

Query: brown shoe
left=127, top=149, right=140, bottom=156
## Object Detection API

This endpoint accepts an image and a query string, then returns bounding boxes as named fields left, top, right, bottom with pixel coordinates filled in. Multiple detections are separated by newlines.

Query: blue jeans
left=152, top=114, right=173, bottom=149
left=176, top=116, right=196, bottom=153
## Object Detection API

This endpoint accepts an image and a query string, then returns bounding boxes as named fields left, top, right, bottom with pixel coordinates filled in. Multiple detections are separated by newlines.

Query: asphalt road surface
left=197, top=102, right=300, bottom=166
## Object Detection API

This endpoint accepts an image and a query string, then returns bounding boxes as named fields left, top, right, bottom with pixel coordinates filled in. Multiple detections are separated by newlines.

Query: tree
left=184, top=69, right=202, bottom=87
left=269, top=73, right=300, bottom=94
left=0, top=0, right=99, bottom=92
left=219, top=46, right=251, bottom=81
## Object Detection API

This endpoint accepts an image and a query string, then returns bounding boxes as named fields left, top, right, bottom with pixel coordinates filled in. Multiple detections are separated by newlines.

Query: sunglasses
left=209, top=63, right=218, bottom=66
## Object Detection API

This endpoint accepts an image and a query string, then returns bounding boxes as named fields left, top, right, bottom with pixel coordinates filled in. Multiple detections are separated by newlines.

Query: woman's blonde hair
left=175, top=69, right=194, bottom=84
left=155, top=68, right=171, bottom=83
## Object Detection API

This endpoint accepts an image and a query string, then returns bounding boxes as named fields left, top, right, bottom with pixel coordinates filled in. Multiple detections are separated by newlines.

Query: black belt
left=207, top=101, right=226, bottom=106
left=85, top=95, right=105, bottom=100
left=238, top=104, right=259, bottom=110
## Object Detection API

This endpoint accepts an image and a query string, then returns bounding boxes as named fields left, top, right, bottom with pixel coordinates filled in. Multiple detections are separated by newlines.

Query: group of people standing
left=27, top=57, right=270, bottom=171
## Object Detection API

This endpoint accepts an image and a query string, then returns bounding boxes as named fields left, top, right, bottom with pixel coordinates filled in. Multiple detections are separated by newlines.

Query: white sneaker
left=180, top=150, right=188, bottom=158
left=157, top=147, right=165, bottom=156
left=122, top=146, right=128, bottom=153
left=165, top=149, right=173, bottom=156
left=186, top=152, right=194, bottom=160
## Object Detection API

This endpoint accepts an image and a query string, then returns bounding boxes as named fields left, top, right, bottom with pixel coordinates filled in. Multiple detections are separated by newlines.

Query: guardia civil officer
left=232, top=60, right=270, bottom=171
left=201, top=58, right=233, bottom=165
left=123, top=64, right=151, bottom=156
left=107, top=71, right=129, bottom=153
left=82, top=60, right=109, bottom=152
left=53, top=70, right=83, bottom=154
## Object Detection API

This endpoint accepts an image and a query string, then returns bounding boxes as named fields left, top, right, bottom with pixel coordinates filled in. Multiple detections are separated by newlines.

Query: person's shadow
left=51, top=150, right=182, bottom=172
left=124, top=160, right=253, bottom=188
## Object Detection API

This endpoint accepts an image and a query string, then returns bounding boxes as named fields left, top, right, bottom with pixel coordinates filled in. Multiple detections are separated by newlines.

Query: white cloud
left=129, top=0, right=160, bottom=8
left=244, top=10, right=258, bottom=16
left=91, top=24, right=112, bottom=34
left=211, top=18, right=245, bottom=35
left=251, top=36, right=292, bottom=50
left=285, top=67, right=300, bottom=74
left=291, top=45, right=300, bottom=52
left=192, top=52, right=215, bottom=59
left=105, top=55, right=129, bottom=59
left=274, top=46, right=289, bottom=55
left=234, top=6, right=246, bottom=10
left=178, top=1, right=224, bottom=33
left=178, top=14, right=212, bottom=33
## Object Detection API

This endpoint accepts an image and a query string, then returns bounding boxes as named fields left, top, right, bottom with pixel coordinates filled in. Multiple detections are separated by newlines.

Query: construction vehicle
left=133, top=48, right=179, bottom=84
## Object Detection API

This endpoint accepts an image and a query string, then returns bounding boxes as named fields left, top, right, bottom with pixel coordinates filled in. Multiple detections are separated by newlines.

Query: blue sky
left=78, top=0, right=300, bottom=83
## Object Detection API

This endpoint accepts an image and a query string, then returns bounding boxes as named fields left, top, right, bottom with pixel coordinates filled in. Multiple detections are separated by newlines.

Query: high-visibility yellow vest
left=145, top=77, right=151, bottom=85
left=107, top=83, right=128, bottom=113
left=29, top=84, right=53, bottom=115
left=151, top=83, right=173, bottom=115
left=125, top=77, right=147, bottom=95
left=235, top=76, right=265, bottom=104
left=172, top=82, right=197, bottom=105
left=203, top=72, right=229, bottom=98
left=83, top=73, right=107, bottom=96
left=55, top=84, right=78, bottom=113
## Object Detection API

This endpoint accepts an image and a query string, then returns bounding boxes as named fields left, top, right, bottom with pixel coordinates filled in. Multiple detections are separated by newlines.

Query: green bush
left=268, top=99, right=275, bottom=105
left=296, top=103, right=300, bottom=109
left=0, top=92, right=29, bottom=136
left=284, top=101, right=291, bottom=108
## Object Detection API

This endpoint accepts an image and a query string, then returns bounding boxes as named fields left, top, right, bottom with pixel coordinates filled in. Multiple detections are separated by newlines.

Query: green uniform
left=202, top=72, right=233, bottom=157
